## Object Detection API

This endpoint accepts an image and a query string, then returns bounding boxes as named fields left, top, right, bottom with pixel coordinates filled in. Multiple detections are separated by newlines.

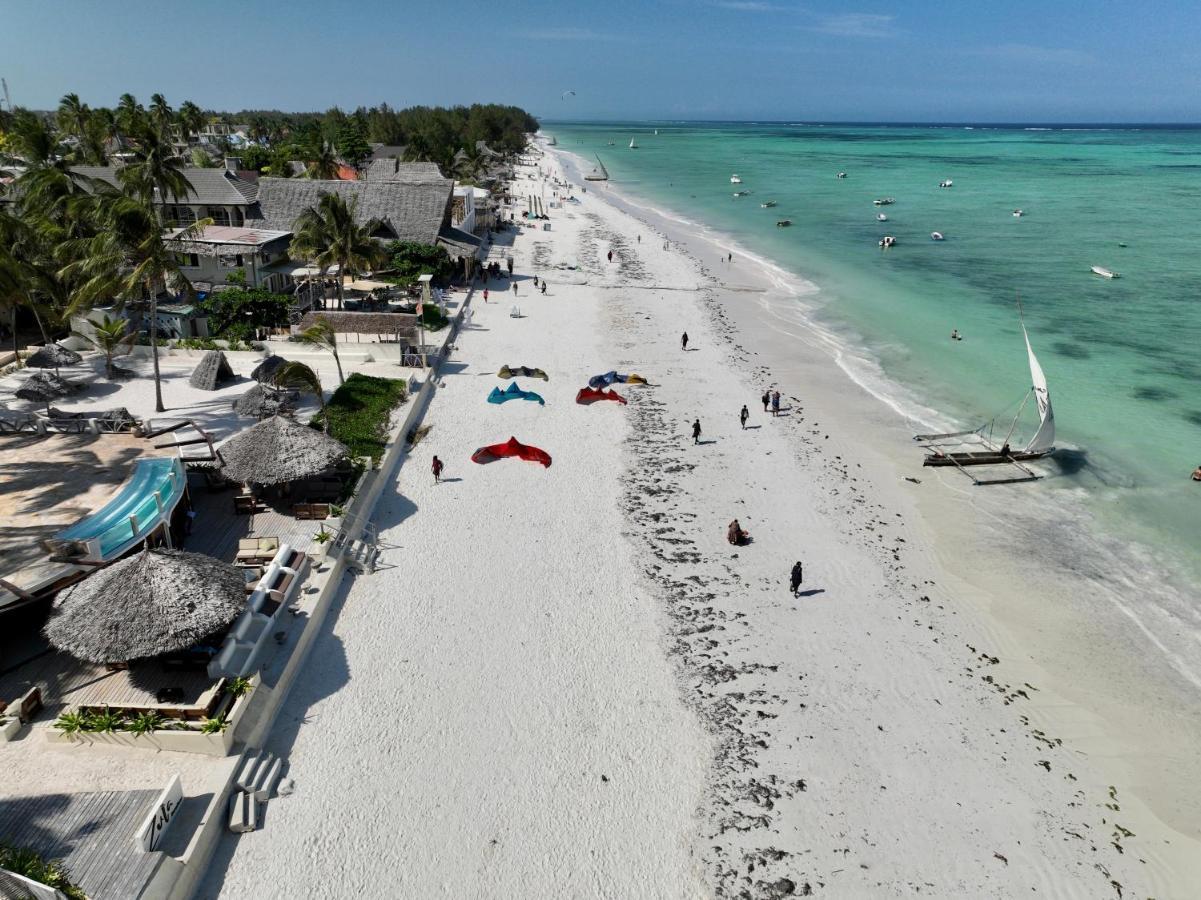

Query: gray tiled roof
left=364, top=158, right=446, bottom=182
left=248, top=177, right=454, bottom=244
left=370, top=143, right=407, bottom=160
left=68, top=165, right=259, bottom=205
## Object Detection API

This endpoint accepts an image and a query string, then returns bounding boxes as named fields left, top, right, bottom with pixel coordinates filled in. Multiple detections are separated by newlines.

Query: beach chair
left=234, top=493, right=258, bottom=514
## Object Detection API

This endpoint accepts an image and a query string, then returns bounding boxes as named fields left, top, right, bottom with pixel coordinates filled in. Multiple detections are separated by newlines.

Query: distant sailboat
left=654, top=129, right=659, bottom=135
left=915, top=301, right=1055, bottom=483
left=585, top=155, right=610, bottom=182
left=629, top=138, right=637, bottom=149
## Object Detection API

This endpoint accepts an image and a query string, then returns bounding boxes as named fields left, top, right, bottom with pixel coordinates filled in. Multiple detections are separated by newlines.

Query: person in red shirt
left=432, top=455, right=444, bottom=484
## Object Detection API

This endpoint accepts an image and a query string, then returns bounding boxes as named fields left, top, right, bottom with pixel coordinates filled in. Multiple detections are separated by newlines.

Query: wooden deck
left=182, top=479, right=319, bottom=564
left=0, top=789, right=163, bottom=899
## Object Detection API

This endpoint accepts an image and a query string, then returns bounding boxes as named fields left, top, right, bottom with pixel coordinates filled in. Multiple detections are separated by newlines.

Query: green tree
left=115, top=93, right=145, bottom=136
left=295, top=317, right=344, bottom=385
left=56, top=93, right=90, bottom=147
left=272, top=360, right=328, bottom=428
left=118, top=123, right=195, bottom=223
left=303, top=141, right=340, bottom=180
left=385, top=241, right=456, bottom=286
left=177, top=100, right=204, bottom=143
left=74, top=313, right=138, bottom=378
left=290, top=191, right=386, bottom=311
left=149, top=93, right=174, bottom=139
left=197, top=286, right=291, bottom=338
left=336, top=119, right=372, bottom=170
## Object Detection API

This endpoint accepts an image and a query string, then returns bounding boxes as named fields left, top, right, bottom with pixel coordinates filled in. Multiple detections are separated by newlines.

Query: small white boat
left=607, top=140, right=615, bottom=146
left=876, top=213, right=888, bottom=222
left=931, top=231, right=945, bottom=241
left=733, top=190, right=750, bottom=197
left=879, top=235, right=897, bottom=248
left=654, top=129, right=659, bottom=135
left=761, top=200, right=777, bottom=208
left=776, top=219, right=792, bottom=228
left=730, top=174, right=742, bottom=184
left=939, top=179, right=953, bottom=188
left=1091, top=265, right=1119, bottom=279
left=629, top=138, right=637, bottom=149
left=837, top=172, right=847, bottom=179
left=873, top=197, right=895, bottom=206
left=1013, top=209, right=1024, bottom=217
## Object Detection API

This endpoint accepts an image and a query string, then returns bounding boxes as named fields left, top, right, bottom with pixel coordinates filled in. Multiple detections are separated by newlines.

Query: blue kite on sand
left=587, top=371, right=648, bottom=390
left=487, top=382, right=546, bottom=405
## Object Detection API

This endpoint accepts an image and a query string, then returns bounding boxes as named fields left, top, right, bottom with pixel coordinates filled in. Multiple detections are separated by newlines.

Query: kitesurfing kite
left=576, top=387, right=627, bottom=405
left=587, top=371, right=648, bottom=390
left=488, top=383, right=546, bottom=405
left=561, top=90, right=576, bottom=100
left=498, top=365, right=549, bottom=381
left=471, top=437, right=552, bottom=468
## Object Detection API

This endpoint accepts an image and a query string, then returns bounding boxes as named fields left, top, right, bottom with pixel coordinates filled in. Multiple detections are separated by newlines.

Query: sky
left=2, top=0, right=1200, bottom=123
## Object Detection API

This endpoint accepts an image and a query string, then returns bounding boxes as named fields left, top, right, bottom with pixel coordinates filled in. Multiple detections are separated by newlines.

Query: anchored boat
left=584, top=155, right=610, bottom=182
left=915, top=301, right=1055, bottom=484
left=1091, top=265, right=1119, bottom=279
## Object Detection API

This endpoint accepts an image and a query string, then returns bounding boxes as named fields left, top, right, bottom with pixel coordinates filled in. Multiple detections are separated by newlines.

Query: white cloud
left=811, top=13, right=896, bottom=39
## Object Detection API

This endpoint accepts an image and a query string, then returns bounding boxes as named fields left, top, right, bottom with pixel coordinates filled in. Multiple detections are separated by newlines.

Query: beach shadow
left=695, top=439, right=718, bottom=445
left=438, top=477, right=464, bottom=484
left=795, top=588, right=826, bottom=598
left=742, top=425, right=762, bottom=431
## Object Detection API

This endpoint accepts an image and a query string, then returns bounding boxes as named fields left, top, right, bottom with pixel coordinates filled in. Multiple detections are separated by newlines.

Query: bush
left=312, top=373, right=408, bottom=464
left=419, top=305, right=449, bottom=331
left=383, top=241, right=457, bottom=286
left=0, top=844, right=86, bottom=900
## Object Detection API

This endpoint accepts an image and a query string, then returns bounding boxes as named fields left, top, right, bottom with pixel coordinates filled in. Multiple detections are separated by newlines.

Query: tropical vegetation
left=293, top=317, right=345, bottom=385
left=385, top=240, right=457, bottom=286
left=312, top=373, right=408, bottom=463
left=0, top=843, right=86, bottom=900
left=290, top=193, right=387, bottom=311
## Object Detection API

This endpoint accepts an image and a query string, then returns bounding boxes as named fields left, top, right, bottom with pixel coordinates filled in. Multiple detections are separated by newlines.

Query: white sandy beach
left=196, top=146, right=1201, bottom=899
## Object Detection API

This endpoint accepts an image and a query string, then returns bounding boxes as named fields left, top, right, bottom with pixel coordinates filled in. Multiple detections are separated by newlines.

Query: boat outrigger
left=915, top=302, right=1055, bottom=485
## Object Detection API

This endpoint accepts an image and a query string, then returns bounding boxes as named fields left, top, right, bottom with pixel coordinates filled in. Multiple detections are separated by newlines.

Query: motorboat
left=733, top=190, right=750, bottom=197
left=1013, top=209, right=1024, bottom=217
left=931, top=231, right=945, bottom=241
left=1090, top=265, right=1119, bottom=279
left=837, top=172, right=847, bottom=178
left=761, top=200, right=777, bottom=208
left=730, top=174, right=742, bottom=184
left=876, top=213, right=888, bottom=222
left=874, top=197, right=896, bottom=206
left=879, top=235, right=897, bottom=248
left=776, top=219, right=793, bottom=227
left=939, top=179, right=953, bottom=188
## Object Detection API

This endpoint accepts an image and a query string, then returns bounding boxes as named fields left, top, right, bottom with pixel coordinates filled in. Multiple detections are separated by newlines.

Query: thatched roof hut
left=26, top=342, right=82, bottom=368
left=15, top=371, right=80, bottom=403
left=217, top=414, right=349, bottom=485
left=233, top=384, right=297, bottom=418
left=188, top=350, right=236, bottom=390
left=250, top=355, right=289, bottom=384
left=43, top=549, right=246, bottom=664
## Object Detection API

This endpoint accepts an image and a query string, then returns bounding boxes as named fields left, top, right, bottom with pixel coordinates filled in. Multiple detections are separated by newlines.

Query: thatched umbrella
left=233, top=384, right=296, bottom=419
left=15, top=371, right=79, bottom=411
left=26, top=343, right=82, bottom=369
left=189, top=350, right=236, bottom=391
left=250, top=355, right=289, bottom=384
left=43, top=549, right=246, bottom=664
left=217, top=414, right=349, bottom=485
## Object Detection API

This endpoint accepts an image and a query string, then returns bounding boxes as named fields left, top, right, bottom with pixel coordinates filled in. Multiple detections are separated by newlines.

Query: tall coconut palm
left=303, top=142, right=341, bottom=180
left=294, top=317, right=344, bottom=385
left=149, top=94, right=174, bottom=140
left=66, top=196, right=211, bottom=412
left=177, top=101, right=204, bottom=144
left=116, top=93, right=145, bottom=137
left=290, top=192, right=386, bottom=312
left=74, top=313, right=138, bottom=378
left=271, top=360, right=328, bottom=428
left=56, top=93, right=90, bottom=147
left=118, top=124, right=194, bottom=223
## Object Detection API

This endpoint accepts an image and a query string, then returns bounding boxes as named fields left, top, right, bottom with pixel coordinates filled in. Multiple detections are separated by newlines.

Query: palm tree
left=177, top=101, right=204, bottom=144
left=294, top=317, right=344, bottom=385
left=149, top=94, right=174, bottom=140
left=118, top=124, right=194, bottom=224
left=116, top=93, right=144, bottom=137
left=271, top=360, right=328, bottom=429
left=303, top=142, right=341, bottom=180
left=290, top=192, right=386, bottom=312
left=74, top=313, right=137, bottom=378
left=56, top=93, right=90, bottom=147
left=66, top=196, right=211, bottom=412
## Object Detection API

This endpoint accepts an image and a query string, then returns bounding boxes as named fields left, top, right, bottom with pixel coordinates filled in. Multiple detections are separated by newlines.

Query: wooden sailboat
left=914, top=302, right=1055, bottom=484
left=584, top=155, right=610, bottom=182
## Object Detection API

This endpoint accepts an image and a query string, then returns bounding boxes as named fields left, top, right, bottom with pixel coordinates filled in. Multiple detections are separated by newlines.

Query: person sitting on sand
left=1192, top=465, right=1201, bottom=482
left=789, top=561, right=804, bottom=596
left=727, top=519, right=748, bottom=546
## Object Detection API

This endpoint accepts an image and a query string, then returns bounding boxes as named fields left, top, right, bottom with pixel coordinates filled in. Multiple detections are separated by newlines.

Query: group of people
left=761, top=389, right=782, bottom=416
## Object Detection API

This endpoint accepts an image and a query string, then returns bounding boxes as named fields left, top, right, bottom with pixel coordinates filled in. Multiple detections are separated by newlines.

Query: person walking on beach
left=432, top=455, right=444, bottom=484
left=740, top=405, right=749, bottom=430
left=789, top=560, right=804, bottom=596
left=533, top=275, right=539, bottom=288
left=692, top=419, right=702, bottom=445
left=762, top=390, right=770, bottom=413
left=681, top=332, right=689, bottom=351
left=512, top=282, right=518, bottom=296
left=728, top=252, right=733, bottom=263
left=507, top=257, right=514, bottom=276
left=771, top=391, right=781, bottom=417
left=540, top=281, right=547, bottom=295
left=607, top=249, right=614, bottom=263
left=482, top=288, right=489, bottom=303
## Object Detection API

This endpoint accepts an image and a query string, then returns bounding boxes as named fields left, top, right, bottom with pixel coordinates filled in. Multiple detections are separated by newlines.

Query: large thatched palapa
left=43, top=549, right=246, bottom=664
left=26, top=342, right=82, bottom=368
left=188, top=349, right=236, bottom=390
left=232, top=384, right=297, bottom=418
left=15, top=371, right=80, bottom=403
left=217, top=414, right=349, bottom=485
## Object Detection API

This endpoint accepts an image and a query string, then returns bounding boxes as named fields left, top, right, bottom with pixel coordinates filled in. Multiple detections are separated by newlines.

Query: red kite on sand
left=576, top=387, right=627, bottom=405
left=471, top=436, right=552, bottom=468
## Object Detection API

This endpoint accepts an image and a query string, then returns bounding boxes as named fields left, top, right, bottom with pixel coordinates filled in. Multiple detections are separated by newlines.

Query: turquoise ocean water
left=545, top=121, right=1201, bottom=595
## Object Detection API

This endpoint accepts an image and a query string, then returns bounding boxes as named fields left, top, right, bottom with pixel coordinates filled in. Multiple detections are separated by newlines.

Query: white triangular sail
left=1022, top=324, right=1055, bottom=454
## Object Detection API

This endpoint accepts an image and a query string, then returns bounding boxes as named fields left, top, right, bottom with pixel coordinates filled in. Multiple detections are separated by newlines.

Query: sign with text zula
left=136, top=773, right=183, bottom=853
